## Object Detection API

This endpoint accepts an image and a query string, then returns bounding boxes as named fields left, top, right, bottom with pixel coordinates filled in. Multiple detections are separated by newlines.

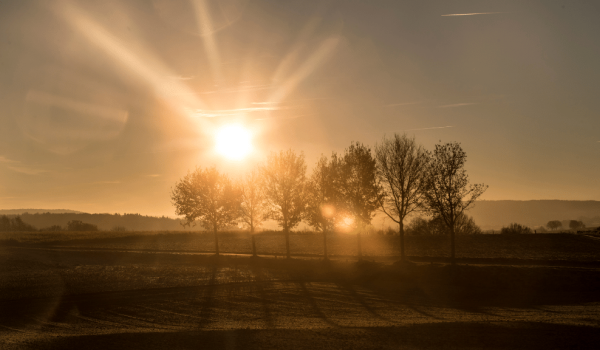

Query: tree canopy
left=423, top=142, right=487, bottom=262
left=375, top=133, right=429, bottom=260
left=171, top=166, right=241, bottom=255
left=261, top=149, right=307, bottom=258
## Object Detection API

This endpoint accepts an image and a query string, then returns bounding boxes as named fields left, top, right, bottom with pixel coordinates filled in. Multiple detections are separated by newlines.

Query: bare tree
left=569, top=220, right=585, bottom=231
left=375, top=134, right=429, bottom=261
left=306, top=155, right=340, bottom=260
left=546, top=220, right=562, bottom=231
left=338, top=142, right=382, bottom=258
left=239, top=168, right=268, bottom=256
left=422, top=142, right=487, bottom=264
left=261, top=149, right=307, bottom=259
left=171, top=167, right=241, bottom=255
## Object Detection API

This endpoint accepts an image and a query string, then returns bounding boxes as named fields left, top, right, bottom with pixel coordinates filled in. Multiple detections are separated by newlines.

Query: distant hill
left=468, top=200, right=600, bottom=230
left=0, top=209, right=86, bottom=215
left=4, top=200, right=599, bottom=232
left=6, top=212, right=193, bottom=231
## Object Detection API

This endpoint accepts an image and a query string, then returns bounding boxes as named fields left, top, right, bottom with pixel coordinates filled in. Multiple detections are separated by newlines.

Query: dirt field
left=1, top=233, right=600, bottom=349
left=3, top=231, right=600, bottom=263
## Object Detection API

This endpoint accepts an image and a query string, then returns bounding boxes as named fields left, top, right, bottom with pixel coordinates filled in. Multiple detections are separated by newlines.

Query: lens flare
left=215, top=124, right=252, bottom=160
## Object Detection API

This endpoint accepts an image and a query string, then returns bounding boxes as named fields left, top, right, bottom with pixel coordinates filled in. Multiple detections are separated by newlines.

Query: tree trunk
left=450, top=224, right=455, bottom=265
left=357, top=231, right=362, bottom=260
left=252, top=235, right=257, bottom=257
left=399, top=220, right=405, bottom=261
left=214, top=226, right=220, bottom=256
left=285, top=228, right=291, bottom=259
left=323, top=229, right=328, bottom=260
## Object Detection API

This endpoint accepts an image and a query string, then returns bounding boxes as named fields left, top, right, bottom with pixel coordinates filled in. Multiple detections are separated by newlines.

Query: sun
left=215, top=124, right=253, bottom=160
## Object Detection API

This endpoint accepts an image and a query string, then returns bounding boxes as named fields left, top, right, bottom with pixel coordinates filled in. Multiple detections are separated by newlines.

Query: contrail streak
left=403, top=126, right=454, bottom=131
left=439, top=103, right=477, bottom=108
left=442, top=12, right=506, bottom=17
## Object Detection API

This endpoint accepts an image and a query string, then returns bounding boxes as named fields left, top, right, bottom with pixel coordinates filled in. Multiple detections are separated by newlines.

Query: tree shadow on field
left=196, top=265, right=218, bottom=329
left=351, top=263, right=600, bottom=310
left=297, top=281, right=339, bottom=327
left=335, top=282, right=398, bottom=323
left=248, top=263, right=275, bottom=328
left=26, top=321, right=600, bottom=350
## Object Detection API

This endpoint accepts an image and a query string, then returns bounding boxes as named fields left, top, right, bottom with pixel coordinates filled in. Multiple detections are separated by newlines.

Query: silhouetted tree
left=171, top=166, right=241, bottom=255
left=423, top=142, right=487, bottom=264
left=306, top=155, right=340, bottom=260
left=406, top=216, right=443, bottom=236
left=66, top=220, right=98, bottom=231
left=546, top=220, right=562, bottom=231
left=407, top=214, right=481, bottom=235
left=375, top=134, right=429, bottom=261
left=240, top=168, right=268, bottom=234
left=454, top=214, right=483, bottom=235
left=569, top=220, right=585, bottom=231
left=239, top=168, right=268, bottom=256
left=261, top=149, right=307, bottom=259
left=501, top=223, right=532, bottom=234
left=0, top=215, right=37, bottom=231
left=338, top=142, right=383, bottom=258
left=0, top=215, right=11, bottom=231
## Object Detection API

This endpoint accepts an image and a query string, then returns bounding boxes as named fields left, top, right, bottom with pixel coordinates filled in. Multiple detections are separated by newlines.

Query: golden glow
left=215, top=125, right=253, bottom=160
left=338, top=215, right=355, bottom=233
left=342, top=216, right=354, bottom=227
left=320, top=204, right=335, bottom=218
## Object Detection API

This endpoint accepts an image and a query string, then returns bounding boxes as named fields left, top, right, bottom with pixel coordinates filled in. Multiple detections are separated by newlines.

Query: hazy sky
left=1, top=0, right=599, bottom=216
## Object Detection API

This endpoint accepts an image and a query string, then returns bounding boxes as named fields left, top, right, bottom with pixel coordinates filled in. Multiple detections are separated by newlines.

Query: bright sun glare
left=215, top=125, right=253, bottom=160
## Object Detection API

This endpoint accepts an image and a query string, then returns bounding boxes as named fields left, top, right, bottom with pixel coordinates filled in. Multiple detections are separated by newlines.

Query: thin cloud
left=442, top=12, right=506, bottom=17
left=251, top=101, right=279, bottom=105
left=385, top=101, right=424, bottom=107
left=0, top=156, right=19, bottom=163
left=255, top=113, right=314, bottom=121
left=439, top=103, right=477, bottom=108
left=198, top=83, right=275, bottom=95
left=168, top=75, right=194, bottom=81
left=92, top=180, right=121, bottom=184
left=403, top=126, right=454, bottom=131
left=7, top=166, right=48, bottom=175
left=194, top=106, right=286, bottom=118
left=145, top=174, right=161, bottom=178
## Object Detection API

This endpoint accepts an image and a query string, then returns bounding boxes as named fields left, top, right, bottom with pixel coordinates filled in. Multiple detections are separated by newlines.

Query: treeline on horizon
left=0, top=212, right=188, bottom=232
left=172, top=134, right=489, bottom=261
left=468, top=201, right=600, bottom=229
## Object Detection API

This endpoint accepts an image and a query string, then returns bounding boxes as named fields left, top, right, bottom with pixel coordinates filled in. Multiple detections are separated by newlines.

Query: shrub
left=407, top=214, right=482, bottom=235
left=66, top=220, right=98, bottom=231
left=547, top=220, right=562, bottom=231
left=501, top=223, right=532, bottom=235
left=569, top=220, right=585, bottom=231
left=0, top=215, right=37, bottom=232
left=41, top=225, right=63, bottom=232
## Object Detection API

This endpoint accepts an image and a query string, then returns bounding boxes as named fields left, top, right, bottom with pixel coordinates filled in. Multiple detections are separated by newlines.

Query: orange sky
left=0, top=0, right=599, bottom=217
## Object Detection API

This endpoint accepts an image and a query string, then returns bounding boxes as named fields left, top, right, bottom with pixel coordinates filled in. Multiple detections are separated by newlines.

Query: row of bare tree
left=171, top=134, right=487, bottom=262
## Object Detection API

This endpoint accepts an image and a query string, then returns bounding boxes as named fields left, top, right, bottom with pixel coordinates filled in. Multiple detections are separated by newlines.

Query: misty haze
left=1, top=1, right=599, bottom=349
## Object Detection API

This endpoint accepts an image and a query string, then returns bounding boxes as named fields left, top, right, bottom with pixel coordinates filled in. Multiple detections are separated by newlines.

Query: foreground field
left=1, top=235, right=600, bottom=349
left=2, top=231, right=600, bottom=263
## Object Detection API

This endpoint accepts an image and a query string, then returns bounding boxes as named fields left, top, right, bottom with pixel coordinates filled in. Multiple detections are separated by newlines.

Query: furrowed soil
left=1, top=233, right=600, bottom=349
